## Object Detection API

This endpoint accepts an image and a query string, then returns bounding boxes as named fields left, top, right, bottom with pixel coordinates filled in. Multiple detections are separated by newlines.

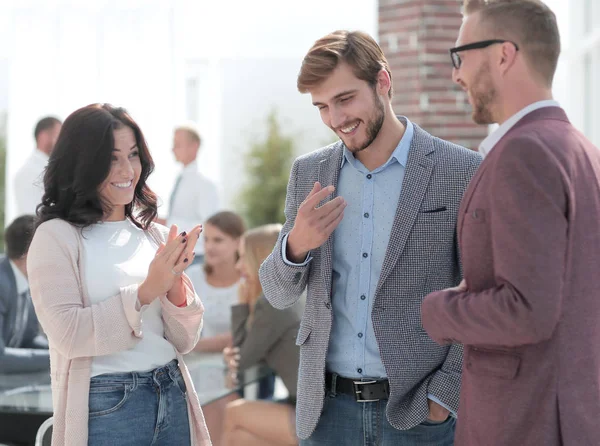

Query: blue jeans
left=300, top=392, right=455, bottom=446
left=88, top=359, right=190, bottom=445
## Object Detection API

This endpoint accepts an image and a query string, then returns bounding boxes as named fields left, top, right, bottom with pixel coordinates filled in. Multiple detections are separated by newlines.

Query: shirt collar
left=33, top=149, right=50, bottom=163
left=181, top=159, right=198, bottom=176
left=479, top=100, right=561, bottom=157
left=341, top=116, right=414, bottom=171
left=9, top=260, right=29, bottom=295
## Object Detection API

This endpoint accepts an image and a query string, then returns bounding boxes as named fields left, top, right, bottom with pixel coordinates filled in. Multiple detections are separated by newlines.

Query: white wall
left=6, top=1, right=183, bottom=224
left=546, top=0, right=600, bottom=147
left=563, top=0, right=600, bottom=145
left=543, top=0, right=571, bottom=115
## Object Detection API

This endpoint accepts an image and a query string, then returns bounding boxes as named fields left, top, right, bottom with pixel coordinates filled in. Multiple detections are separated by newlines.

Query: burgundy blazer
left=422, top=107, right=600, bottom=446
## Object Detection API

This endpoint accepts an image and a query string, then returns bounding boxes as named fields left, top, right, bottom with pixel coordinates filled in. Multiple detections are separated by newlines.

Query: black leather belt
left=325, top=372, right=390, bottom=402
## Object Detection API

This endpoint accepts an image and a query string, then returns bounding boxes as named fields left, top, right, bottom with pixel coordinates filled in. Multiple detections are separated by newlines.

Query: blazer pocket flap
left=295, top=323, right=312, bottom=346
left=417, top=210, right=450, bottom=223
left=467, top=348, right=521, bottom=379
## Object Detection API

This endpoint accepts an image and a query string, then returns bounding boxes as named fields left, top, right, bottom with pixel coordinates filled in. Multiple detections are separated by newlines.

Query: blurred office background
left=0, top=0, right=595, bottom=232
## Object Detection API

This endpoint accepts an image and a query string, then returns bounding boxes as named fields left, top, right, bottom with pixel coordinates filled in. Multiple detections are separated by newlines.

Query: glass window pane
left=583, top=52, right=593, bottom=140
left=584, top=0, right=592, bottom=34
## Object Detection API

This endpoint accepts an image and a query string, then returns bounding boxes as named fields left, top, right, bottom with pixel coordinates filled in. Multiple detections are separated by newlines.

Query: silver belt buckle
left=353, top=380, right=379, bottom=403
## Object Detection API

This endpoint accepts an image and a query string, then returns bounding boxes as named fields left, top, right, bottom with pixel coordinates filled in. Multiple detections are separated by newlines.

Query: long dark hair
left=36, top=103, right=157, bottom=229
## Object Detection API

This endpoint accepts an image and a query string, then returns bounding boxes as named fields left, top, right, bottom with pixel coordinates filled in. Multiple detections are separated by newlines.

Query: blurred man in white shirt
left=158, top=125, right=219, bottom=258
left=14, top=117, right=62, bottom=217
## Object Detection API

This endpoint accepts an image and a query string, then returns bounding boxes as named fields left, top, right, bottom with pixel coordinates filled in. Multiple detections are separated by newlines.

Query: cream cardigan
left=27, top=218, right=212, bottom=445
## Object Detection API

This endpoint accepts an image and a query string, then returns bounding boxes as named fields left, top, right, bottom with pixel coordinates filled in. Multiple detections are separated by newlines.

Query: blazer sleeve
left=231, top=299, right=295, bottom=371
left=27, top=221, right=144, bottom=359
left=427, top=343, right=463, bottom=414
left=422, top=137, right=568, bottom=346
left=259, top=158, right=312, bottom=309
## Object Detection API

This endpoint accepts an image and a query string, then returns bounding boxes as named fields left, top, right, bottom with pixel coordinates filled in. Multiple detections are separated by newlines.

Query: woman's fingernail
left=192, top=252, right=196, bottom=256
left=184, top=258, right=189, bottom=263
left=182, top=238, right=187, bottom=244
left=180, top=231, right=187, bottom=237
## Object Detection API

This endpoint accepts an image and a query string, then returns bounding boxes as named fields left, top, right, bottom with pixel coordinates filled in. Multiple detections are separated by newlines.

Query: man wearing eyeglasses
left=422, top=1, right=600, bottom=445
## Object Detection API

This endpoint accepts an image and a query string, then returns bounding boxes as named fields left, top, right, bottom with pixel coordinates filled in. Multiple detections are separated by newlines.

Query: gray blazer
left=231, top=296, right=301, bottom=399
left=259, top=123, right=482, bottom=439
left=0, top=256, right=49, bottom=374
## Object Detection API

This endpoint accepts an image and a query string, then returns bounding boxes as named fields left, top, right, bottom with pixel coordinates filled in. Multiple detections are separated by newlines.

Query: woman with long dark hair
left=27, top=104, right=211, bottom=445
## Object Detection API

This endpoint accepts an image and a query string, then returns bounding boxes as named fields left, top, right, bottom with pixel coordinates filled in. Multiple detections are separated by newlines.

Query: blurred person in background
left=14, top=116, right=62, bottom=217
left=28, top=103, right=210, bottom=445
left=189, top=211, right=245, bottom=353
left=0, top=214, right=49, bottom=375
left=157, top=124, right=220, bottom=262
left=187, top=211, right=244, bottom=446
left=221, top=224, right=300, bottom=446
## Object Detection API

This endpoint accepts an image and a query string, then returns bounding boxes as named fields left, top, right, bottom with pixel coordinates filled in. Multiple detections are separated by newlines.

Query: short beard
left=470, top=61, right=497, bottom=125
left=345, top=90, right=385, bottom=153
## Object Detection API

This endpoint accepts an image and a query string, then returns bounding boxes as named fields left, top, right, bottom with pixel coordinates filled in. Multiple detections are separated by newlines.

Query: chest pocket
left=416, top=210, right=450, bottom=224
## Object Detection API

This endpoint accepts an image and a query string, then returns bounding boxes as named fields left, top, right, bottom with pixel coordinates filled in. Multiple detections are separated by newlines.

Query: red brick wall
left=378, top=0, right=488, bottom=150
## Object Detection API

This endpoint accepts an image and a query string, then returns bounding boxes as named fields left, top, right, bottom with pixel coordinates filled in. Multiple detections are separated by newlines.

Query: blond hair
left=174, top=123, right=201, bottom=147
left=463, top=0, right=560, bottom=87
left=297, top=30, right=393, bottom=98
left=240, top=224, right=282, bottom=311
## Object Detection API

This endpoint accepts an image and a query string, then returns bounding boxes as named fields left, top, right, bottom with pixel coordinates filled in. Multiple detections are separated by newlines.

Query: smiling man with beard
left=258, top=30, right=482, bottom=445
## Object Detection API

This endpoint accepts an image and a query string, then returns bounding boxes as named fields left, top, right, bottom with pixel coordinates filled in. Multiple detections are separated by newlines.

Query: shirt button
left=364, top=212, right=369, bottom=218
left=362, top=252, right=368, bottom=258
left=366, top=174, right=372, bottom=179
left=325, top=302, right=331, bottom=309
left=357, top=368, right=363, bottom=374
left=360, top=295, right=366, bottom=301
left=358, top=332, right=363, bottom=338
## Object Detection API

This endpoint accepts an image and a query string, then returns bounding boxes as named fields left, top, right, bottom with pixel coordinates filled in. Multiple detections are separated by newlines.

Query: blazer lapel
left=317, top=143, right=344, bottom=295
left=375, top=125, right=435, bottom=294
left=456, top=160, right=488, bottom=248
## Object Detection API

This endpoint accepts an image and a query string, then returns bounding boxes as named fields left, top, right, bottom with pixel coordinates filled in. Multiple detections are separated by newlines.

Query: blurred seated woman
left=188, top=211, right=245, bottom=353
left=222, top=224, right=300, bottom=446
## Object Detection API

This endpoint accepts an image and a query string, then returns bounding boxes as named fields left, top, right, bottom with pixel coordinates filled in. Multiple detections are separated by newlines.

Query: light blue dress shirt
left=325, top=119, right=413, bottom=379
left=282, top=118, right=453, bottom=414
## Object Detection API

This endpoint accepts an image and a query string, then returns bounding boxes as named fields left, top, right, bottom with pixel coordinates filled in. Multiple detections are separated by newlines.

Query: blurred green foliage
left=237, top=111, right=296, bottom=228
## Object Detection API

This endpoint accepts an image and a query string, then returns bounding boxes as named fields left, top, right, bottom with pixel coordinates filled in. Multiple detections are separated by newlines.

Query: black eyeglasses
left=449, top=39, right=519, bottom=69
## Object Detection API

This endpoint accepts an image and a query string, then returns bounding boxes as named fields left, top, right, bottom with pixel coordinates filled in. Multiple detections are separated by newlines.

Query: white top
left=479, top=100, right=561, bottom=157
left=14, top=149, right=49, bottom=217
left=186, top=264, right=238, bottom=338
left=167, top=160, right=220, bottom=255
left=9, top=260, right=29, bottom=295
left=81, top=219, right=176, bottom=377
